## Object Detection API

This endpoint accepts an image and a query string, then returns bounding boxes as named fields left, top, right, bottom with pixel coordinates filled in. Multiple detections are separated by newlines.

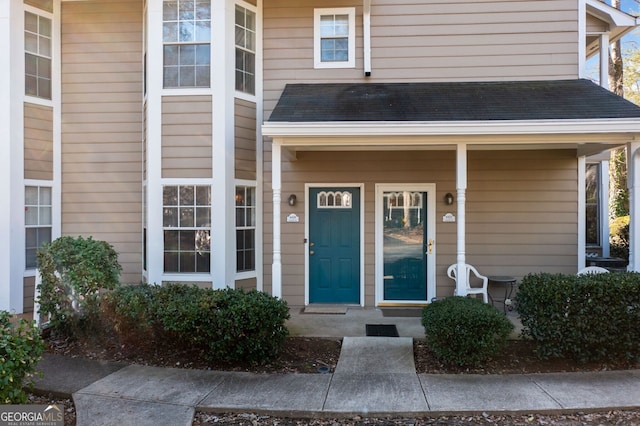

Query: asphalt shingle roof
left=268, top=79, right=640, bottom=122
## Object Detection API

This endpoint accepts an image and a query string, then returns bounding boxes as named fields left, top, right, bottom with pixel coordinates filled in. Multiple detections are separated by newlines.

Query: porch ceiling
left=263, top=79, right=640, bottom=156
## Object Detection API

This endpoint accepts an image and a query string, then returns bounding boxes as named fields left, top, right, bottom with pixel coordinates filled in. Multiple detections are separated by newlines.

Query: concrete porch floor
left=286, top=306, right=523, bottom=339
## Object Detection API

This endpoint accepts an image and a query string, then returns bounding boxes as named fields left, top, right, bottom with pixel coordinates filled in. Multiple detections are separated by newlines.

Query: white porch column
left=600, top=160, right=611, bottom=258
left=627, top=142, right=640, bottom=271
left=599, top=33, right=610, bottom=88
left=456, top=143, right=468, bottom=296
left=271, top=141, right=282, bottom=298
left=578, top=156, right=586, bottom=271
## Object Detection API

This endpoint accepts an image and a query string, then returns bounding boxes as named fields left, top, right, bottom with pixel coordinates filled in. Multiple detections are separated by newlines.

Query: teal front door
left=382, top=190, right=428, bottom=301
left=309, top=187, right=360, bottom=304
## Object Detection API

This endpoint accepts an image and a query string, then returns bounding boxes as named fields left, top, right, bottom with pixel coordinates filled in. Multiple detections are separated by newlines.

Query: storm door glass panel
left=382, top=191, right=427, bottom=301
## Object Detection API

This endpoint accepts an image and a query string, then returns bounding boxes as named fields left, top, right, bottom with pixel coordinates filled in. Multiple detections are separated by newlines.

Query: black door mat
left=381, top=308, right=423, bottom=318
left=365, top=324, right=399, bottom=337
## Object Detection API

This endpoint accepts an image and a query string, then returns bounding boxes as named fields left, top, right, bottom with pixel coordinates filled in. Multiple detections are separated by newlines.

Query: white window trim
left=24, top=182, right=53, bottom=273
left=161, top=182, right=212, bottom=276
left=24, top=4, right=54, bottom=106
left=235, top=179, right=257, bottom=280
left=313, top=7, right=356, bottom=69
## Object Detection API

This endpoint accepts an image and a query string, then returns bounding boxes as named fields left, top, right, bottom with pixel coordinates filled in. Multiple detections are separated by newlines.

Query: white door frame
left=375, top=183, right=437, bottom=306
left=305, top=183, right=365, bottom=306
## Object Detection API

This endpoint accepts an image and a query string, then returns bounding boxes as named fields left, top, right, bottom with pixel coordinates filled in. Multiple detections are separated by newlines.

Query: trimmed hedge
left=516, top=272, right=640, bottom=362
left=0, top=311, right=45, bottom=404
left=422, top=297, right=514, bottom=367
left=103, top=284, right=290, bottom=364
left=37, top=236, right=121, bottom=335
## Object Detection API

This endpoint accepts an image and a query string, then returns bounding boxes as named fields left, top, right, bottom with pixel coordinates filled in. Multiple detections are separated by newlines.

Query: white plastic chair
left=577, top=266, right=609, bottom=275
left=447, top=263, right=489, bottom=303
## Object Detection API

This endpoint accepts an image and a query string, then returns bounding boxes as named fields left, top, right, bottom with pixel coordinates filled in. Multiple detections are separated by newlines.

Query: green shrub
left=610, top=215, right=629, bottom=261
left=37, top=236, right=121, bottom=336
left=516, top=272, right=640, bottom=362
left=101, top=283, right=158, bottom=346
left=0, top=311, right=45, bottom=404
left=422, top=297, right=514, bottom=367
left=101, top=283, right=290, bottom=364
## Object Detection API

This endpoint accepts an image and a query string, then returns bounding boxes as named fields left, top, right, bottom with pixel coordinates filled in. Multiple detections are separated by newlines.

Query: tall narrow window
left=163, top=0, right=211, bottom=88
left=25, top=186, right=52, bottom=269
left=586, top=163, right=600, bottom=246
left=235, top=5, right=256, bottom=95
left=236, top=185, right=255, bottom=272
left=163, top=185, right=211, bottom=273
left=314, top=8, right=355, bottom=69
left=25, top=11, right=52, bottom=99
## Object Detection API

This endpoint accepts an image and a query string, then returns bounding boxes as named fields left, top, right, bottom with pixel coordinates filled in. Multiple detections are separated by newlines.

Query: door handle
left=427, top=239, right=434, bottom=255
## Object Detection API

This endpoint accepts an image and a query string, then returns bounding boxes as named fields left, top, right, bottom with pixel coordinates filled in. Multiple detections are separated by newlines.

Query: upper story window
left=25, top=11, right=52, bottom=99
left=235, top=5, right=256, bottom=95
left=163, top=0, right=211, bottom=88
left=314, top=7, right=355, bottom=69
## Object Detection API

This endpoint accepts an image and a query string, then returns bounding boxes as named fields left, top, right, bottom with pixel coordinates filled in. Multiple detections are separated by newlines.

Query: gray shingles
left=268, top=79, right=640, bottom=122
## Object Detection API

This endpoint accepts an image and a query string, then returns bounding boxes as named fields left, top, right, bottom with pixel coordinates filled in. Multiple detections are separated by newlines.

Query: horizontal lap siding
left=24, top=103, right=53, bottom=180
left=161, top=96, right=212, bottom=178
left=235, top=99, right=257, bottom=180
left=263, top=149, right=577, bottom=307
left=263, top=0, right=579, bottom=117
left=61, top=0, right=143, bottom=284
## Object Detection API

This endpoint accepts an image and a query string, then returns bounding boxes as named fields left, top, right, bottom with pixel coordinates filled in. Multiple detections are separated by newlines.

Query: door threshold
left=302, top=304, right=349, bottom=314
left=377, top=302, right=429, bottom=307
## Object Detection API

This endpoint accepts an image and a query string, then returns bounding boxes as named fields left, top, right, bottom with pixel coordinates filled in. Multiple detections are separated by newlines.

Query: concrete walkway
left=32, top=336, right=640, bottom=426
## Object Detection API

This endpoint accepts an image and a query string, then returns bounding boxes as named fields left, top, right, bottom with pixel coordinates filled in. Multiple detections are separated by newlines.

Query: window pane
left=179, top=21, right=195, bottom=42
left=179, top=0, right=195, bottom=20
left=246, top=10, right=255, bottom=31
left=179, top=185, right=194, bottom=205
left=39, top=35, right=51, bottom=57
left=26, top=228, right=37, bottom=247
left=196, top=229, right=210, bottom=251
left=39, top=187, right=52, bottom=204
left=39, top=77, right=51, bottom=100
left=25, top=53, right=37, bottom=76
left=179, top=65, right=195, bottom=86
left=39, top=16, right=51, bottom=37
left=163, top=186, right=178, bottom=205
left=196, top=45, right=210, bottom=66
left=196, top=251, right=210, bottom=272
left=38, top=57, right=51, bottom=78
left=25, top=12, right=38, bottom=33
left=25, top=207, right=38, bottom=225
left=180, top=44, right=196, bottom=65
left=586, top=205, right=599, bottom=245
left=334, top=15, right=349, bottom=36
left=25, top=186, right=38, bottom=204
left=26, top=249, right=37, bottom=269
left=164, top=66, right=179, bottom=87
left=25, top=33, right=38, bottom=53
left=196, top=185, right=210, bottom=205
left=236, top=207, right=245, bottom=227
left=163, top=1, right=178, bottom=21
left=180, top=230, right=195, bottom=250
left=235, top=26, right=245, bottom=48
left=163, top=22, right=179, bottom=42
left=195, top=21, right=210, bottom=42
left=164, top=207, right=178, bottom=227
left=39, top=206, right=51, bottom=225
left=196, top=1, right=210, bottom=19
left=38, top=227, right=51, bottom=246
left=180, top=207, right=194, bottom=227
left=164, top=251, right=179, bottom=272
left=195, top=207, right=210, bottom=226
left=164, top=230, right=179, bottom=250
left=180, top=252, right=195, bottom=272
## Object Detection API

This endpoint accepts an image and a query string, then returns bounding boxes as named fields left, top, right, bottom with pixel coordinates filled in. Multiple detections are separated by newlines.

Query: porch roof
left=267, top=79, right=640, bottom=123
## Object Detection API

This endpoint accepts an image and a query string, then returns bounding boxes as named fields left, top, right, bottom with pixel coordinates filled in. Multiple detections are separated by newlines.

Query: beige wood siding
left=161, top=96, right=212, bottom=178
left=264, top=0, right=579, bottom=116
left=586, top=14, right=608, bottom=33
left=24, top=103, right=53, bottom=180
left=61, top=0, right=143, bottom=284
left=236, top=277, right=257, bottom=290
left=262, top=149, right=577, bottom=307
left=235, top=98, right=257, bottom=180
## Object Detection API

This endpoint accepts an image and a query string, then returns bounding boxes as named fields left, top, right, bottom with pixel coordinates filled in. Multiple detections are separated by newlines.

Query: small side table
left=488, top=276, right=516, bottom=314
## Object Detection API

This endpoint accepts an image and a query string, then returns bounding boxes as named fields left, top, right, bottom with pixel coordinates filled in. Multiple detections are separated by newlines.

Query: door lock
left=309, top=250, right=315, bottom=256
left=427, top=239, right=434, bottom=255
